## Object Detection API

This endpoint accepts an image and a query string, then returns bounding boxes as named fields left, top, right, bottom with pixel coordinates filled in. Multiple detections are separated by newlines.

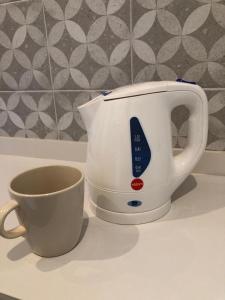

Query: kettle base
left=89, top=199, right=171, bottom=225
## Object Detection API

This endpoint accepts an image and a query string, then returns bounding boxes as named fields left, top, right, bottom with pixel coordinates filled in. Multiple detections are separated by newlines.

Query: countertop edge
left=0, top=137, right=87, bottom=162
left=0, top=137, right=224, bottom=176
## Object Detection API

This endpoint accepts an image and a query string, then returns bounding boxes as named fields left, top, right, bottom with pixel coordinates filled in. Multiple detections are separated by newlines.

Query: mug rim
left=9, top=165, right=84, bottom=198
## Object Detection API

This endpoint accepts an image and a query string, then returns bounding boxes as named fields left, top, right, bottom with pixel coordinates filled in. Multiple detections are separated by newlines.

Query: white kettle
left=78, top=81, right=208, bottom=224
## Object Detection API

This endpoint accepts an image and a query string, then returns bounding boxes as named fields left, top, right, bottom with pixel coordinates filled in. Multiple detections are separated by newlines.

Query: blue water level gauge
left=130, top=117, right=151, bottom=178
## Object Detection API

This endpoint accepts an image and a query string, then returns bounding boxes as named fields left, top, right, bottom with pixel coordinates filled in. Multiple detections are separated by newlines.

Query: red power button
left=131, top=178, right=144, bottom=190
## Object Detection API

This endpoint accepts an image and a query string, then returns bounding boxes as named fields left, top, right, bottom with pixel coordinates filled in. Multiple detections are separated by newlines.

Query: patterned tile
left=0, top=92, right=57, bottom=138
left=55, top=91, right=99, bottom=140
left=0, top=0, right=224, bottom=151
left=132, top=0, right=225, bottom=88
left=207, top=90, right=225, bottom=150
left=171, top=104, right=189, bottom=148
left=43, top=0, right=132, bottom=90
left=0, top=0, right=51, bottom=90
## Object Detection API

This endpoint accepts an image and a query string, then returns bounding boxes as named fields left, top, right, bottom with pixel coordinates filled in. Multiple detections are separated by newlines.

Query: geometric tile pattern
left=0, top=0, right=224, bottom=151
left=133, top=0, right=225, bottom=87
left=0, top=92, right=57, bottom=138
left=0, top=0, right=51, bottom=90
left=55, top=91, right=98, bottom=141
left=44, top=0, right=131, bottom=90
left=207, top=90, right=225, bottom=150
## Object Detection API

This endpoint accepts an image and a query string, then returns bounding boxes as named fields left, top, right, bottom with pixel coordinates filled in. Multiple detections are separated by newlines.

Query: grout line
left=0, top=0, right=28, bottom=5
left=0, top=88, right=224, bottom=94
left=0, top=88, right=225, bottom=93
left=204, top=88, right=225, bottom=91
left=42, top=1, right=60, bottom=139
left=0, top=90, right=104, bottom=93
left=130, top=0, right=134, bottom=84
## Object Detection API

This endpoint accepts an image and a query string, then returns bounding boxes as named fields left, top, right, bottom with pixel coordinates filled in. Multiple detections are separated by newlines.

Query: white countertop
left=0, top=153, right=225, bottom=300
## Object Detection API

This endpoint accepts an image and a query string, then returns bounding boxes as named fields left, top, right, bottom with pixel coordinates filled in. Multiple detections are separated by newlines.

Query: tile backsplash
left=0, top=0, right=225, bottom=150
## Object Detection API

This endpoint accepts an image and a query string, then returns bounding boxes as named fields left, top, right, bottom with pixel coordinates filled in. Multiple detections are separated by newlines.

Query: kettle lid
left=103, top=81, right=169, bottom=101
left=102, top=81, right=201, bottom=101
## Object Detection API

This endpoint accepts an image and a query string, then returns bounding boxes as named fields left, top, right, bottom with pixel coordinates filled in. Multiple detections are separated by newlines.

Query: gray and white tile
left=0, top=0, right=51, bottom=90
left=43, top=0, right=132, bottom=90
left=0, top=0, right=225, bottom=151
left=171, top=104, right=189, bottom=148
left=132, top=0, right=225, bottom=88
left=55, top=91, right=99, bottom=140
left=0, top=92, right=57, bottom=138
left=207, top=90, right=225, bottom=150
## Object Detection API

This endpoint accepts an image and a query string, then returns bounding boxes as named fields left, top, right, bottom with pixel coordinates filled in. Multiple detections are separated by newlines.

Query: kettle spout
left=78, top=95, right=102, bottom=132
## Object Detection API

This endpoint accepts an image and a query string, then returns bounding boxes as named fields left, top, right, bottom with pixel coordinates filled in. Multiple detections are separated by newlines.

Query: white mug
left=0, top=165, right=84, bottom=257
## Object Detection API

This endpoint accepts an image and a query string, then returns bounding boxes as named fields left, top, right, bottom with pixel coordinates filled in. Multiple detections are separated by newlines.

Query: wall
left=0, top=0, right=225, bottom=149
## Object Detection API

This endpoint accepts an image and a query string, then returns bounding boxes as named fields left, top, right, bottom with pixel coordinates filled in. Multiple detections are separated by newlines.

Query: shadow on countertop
left=8, top=174, right=225, bottom=271
left=0, top=293, right=20, bottom=300
left=171, top=175, right=197, bottom=202
left=7, top=211, right=139, bottom=272
left=161, top=174, right=225, bottom=221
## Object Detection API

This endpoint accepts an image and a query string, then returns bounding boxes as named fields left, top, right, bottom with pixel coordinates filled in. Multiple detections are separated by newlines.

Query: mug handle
left=0, top=200, right=27, bottom=239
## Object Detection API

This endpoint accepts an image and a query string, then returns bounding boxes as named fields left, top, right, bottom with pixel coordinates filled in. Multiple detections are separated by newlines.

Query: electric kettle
left=78, top=81, right=208, bottom=224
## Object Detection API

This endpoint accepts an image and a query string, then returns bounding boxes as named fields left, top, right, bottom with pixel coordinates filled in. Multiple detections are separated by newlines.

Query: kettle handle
left=167, top=87, right=208, bottom=191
